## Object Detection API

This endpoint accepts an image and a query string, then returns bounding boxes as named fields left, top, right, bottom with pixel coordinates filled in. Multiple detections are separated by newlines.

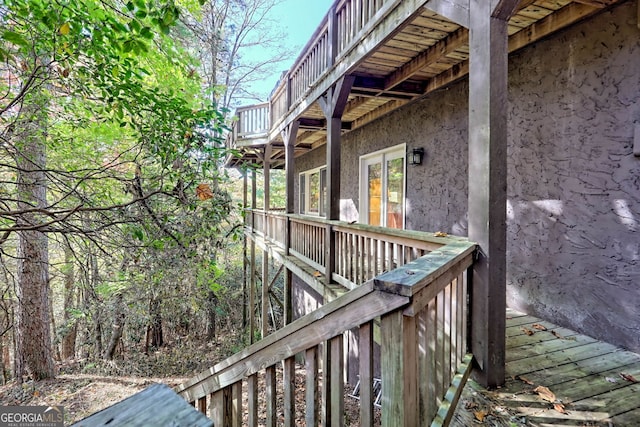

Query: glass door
left=360, top=145, right=405, bottom=229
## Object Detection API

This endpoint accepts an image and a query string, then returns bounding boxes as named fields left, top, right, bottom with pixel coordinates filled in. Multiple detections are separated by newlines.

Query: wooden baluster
left=436, top=291, right=445, bottom=405
left=451, top=277, right=459, bottom=373
left=266, top=366, right=277, bottom=427
left=306, top=346, right=319, bottom=426
left=381, top=310, right=418, bottom=427
left=426, top=297, right=438, bottom=422
left=283, top=357, right=296, bottom=427
left=210, top=389, right=225, bottom=427
left=232, top=381, right=242, bottom=427
left=248, top=374, right=258, bottom=427
left=197, top=396, right=206, bottom=414
left=360, top=321, right=374, bottom=425
left=329, top=335, right=344, bottom=427
left=444, top=284, right=452, bottom=384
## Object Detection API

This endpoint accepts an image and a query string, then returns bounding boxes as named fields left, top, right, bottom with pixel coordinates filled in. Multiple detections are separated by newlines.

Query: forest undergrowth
left=0, top=324, right=243, bottom=424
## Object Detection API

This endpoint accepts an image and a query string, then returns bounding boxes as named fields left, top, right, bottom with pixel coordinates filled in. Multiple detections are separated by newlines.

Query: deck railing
left=240, top=0, right=397, bottom=137
left=176, top=235, right=476, bottom=426
left=226, top=103, right=270, bottom=150
left=247, top=209, right=454, bottom=290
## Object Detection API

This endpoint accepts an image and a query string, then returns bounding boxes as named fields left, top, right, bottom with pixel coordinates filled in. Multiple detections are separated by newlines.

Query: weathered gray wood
left=283, top=357, right=295, bottom=427
left=359, top=321, right=374, bottom=426
left=381, top=310, right=418, bottom=427
left=375, top=241, right=475, bottom=297
left=176, top=282, right=408, bottom=402
left=197, top=396, right=206, bottom=414
left=250, top=171, right=257, bottom=344
left=210, top=389, right=224, bottom=427
left=330, top=336, right=344, bottom=427
left=430, top=354, right=474, bottom=427
left=247, top=374, right=258, bottom=427
left=423, top=0, right=470, bottom=27
left=305, top=346, right=319, bottom=426
left=72, top=384, right=212, bottom=427
left=229, top=382, right=240, bottom=427
left=467, top=0, right=516, bottom=388
left=265, top=365, right=277, bottom=427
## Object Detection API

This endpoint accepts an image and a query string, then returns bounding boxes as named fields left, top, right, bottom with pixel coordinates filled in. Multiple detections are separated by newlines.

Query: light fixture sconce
left=409, top=147, right=424, bottom=165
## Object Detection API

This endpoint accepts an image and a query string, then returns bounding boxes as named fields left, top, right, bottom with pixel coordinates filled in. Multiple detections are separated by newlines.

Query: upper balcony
left=226, top=0, right=618, bottom=168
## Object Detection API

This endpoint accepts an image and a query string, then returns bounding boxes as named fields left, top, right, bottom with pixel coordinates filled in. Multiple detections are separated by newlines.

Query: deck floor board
left=452, top=310, right=640, bottom=426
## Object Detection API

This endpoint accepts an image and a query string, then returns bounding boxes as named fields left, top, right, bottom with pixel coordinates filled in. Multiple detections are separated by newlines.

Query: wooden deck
left=453, top=309, right=640, bottom=426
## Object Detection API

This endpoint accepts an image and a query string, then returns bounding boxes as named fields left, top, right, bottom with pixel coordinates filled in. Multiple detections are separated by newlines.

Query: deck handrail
left=176, top=233, right=476, bottom=426
left=246, top=208, right=467, bottom=289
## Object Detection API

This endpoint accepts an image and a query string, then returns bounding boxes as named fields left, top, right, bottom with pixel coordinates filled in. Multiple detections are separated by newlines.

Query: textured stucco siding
left=506, top=1, right=640, bottom=351
left=292, top=1, right=640, bottom=352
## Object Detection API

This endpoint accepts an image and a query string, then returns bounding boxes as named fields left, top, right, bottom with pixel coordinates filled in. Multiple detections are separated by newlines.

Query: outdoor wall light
left=409, top=147, right=424, bottom=165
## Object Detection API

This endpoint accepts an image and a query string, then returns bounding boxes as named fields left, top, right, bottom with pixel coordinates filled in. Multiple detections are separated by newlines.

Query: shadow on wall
left=506, top=196, right=640, bottom=352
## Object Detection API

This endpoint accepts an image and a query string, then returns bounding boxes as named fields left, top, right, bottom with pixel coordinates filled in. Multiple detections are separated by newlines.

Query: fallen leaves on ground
left=521, top=327, right=535, bottom=336
left=533, top=385, right=556, bottom=403
left=620, top=373, right=638, bottom=383
left=553, top=403, right=567, bottom=414
left=532, top=323, right=547, bottom=331
left=474, top=409, right=489, bottom=422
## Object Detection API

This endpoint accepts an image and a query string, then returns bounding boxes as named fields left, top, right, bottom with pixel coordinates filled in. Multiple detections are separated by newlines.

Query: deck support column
left=468, top=0, right=519, bottom=387
left=262, top=144, right=272, bottom=338
left=319, top=76, right=354, bottom=285
left=249, top=169, right=257, bottom=344
left=282, top=122, right=299, bottom=325
left=242, top=171, right=248, bottom=331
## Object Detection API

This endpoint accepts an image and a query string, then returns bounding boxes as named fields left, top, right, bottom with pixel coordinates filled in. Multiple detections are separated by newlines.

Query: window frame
left=299, top=165, right=327, bottom=216
left=358, top=143, right=407, bottom=229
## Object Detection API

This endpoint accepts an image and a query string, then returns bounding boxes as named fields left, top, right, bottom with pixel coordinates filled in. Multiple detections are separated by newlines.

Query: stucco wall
left=292, top=1, right=640, bottom=352
left=506, top=1, right=640, bottom=352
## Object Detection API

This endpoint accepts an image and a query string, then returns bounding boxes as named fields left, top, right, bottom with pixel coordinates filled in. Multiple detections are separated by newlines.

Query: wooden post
left=242, top=171, right=248, bottom=331
left=468, top=0, right=519, bottom=388
left=249, top=170, right=257, bottom=344
left=328, top=5, right=338, bottom=66
left=380, top=310, right=418, bottom=427
left=359, top=321, right=374, bottom=425
left=319, top=76, right=354, bottom=286
left=283, top=122, right=299, bottom=325
left=262, top=145, right=272, bottom=338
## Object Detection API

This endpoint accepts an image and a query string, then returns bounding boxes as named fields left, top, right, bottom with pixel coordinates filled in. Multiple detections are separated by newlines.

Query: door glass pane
left=309, top=171, right=319, bottom=213
left=299, top=175, right=306, bottom=214
left=319, top=168, right=327, bottom=217
left=368, top=163, right=382, bottom=226
left=386, top=157, right=404, bottom=229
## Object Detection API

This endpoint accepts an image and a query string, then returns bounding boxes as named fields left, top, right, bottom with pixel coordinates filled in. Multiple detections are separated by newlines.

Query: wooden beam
left=468, top=0, right=510, bottom=388
left=423, top=0, right=470, bottom=28
left=351, top=99, right=408, bottom=130
left=385, top=27, right=468, bottom=91
left=572, top=0, right=617, bottom=7
left=508, top=3, right=600, bottom=52
left=491, top=0, right=522, bottom=20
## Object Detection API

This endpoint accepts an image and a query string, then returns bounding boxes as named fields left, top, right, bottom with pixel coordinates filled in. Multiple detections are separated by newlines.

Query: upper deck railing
left=229, top=0, right=398, bottom=150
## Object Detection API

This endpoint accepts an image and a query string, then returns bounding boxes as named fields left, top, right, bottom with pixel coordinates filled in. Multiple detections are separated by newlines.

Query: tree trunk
left=149, top=297, right=163, bottom=348
left=103, top=293, right=125, bottom=360
left=61, top=242, right=77, bottom=359
left=14, top=89, right=55, bottom=381
left=206, top=290, right=217, bottom=342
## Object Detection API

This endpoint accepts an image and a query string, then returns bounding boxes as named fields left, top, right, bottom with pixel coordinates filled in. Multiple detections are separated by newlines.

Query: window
left=299, top=166, right=327, bottom=216
left=359, top=144, right=406, bottom=229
